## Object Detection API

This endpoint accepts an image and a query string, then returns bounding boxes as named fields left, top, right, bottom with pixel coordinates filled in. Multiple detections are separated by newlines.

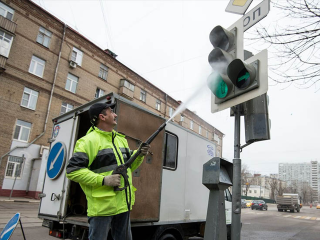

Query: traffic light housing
left=208, top=19, right=268, bottom=113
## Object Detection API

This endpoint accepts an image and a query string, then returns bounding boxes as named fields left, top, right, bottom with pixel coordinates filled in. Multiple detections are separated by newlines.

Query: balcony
left=0, top=15, right=17, bottom=34
left=118, top=86, right=134, bottom=100
left=0, top=55, right=7, bottom=73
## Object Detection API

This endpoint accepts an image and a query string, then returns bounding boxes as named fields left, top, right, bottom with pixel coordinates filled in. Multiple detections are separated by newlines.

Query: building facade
left=279, top=161, right=319, bottom=202
left=0, top=0, right=224, bottom=198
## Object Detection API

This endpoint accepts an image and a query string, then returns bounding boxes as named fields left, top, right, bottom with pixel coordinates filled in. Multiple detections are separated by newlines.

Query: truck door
left=39, top=116, right=78, bottom=219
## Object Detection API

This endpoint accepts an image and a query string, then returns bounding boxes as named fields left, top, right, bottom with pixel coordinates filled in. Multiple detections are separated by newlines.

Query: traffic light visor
left=227, top=59, right=256, bottom=90
left=209, top=26, right=235, bottom=52
left=207, top=72, right=229, bottom=99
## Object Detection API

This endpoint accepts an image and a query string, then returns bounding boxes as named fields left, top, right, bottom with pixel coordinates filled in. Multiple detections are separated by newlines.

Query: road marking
left=311, top=217, right=317, bottom=220
left=294, top=216, right=301, bottom=218
left=300, top=216, right=306, bottom=219
left=284, top=215, right=292, bottom=218
left=305, top=217, right=311, bottom=219
left=316, top=218, right=320, bottom=221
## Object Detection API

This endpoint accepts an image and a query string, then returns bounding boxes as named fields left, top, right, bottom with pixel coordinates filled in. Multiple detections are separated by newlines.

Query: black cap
left=89, top=102, right=116, bottom=126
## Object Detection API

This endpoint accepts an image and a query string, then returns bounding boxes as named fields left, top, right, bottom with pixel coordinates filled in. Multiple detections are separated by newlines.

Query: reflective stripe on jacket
left=66, top=127, right=144, bottom=217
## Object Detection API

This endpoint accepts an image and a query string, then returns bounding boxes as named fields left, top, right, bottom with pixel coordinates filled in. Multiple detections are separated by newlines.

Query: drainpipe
left=0, top=24, right=67, bottom=167
left=26, top=157, right=41, bottom=194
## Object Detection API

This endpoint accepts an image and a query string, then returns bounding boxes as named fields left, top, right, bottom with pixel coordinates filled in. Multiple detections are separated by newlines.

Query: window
left=60, top=102, right=74, bottom=115
left=29, top=55, right=45, bottom=78
left=214, top=133, right=220, bottom=145
left=65, top=73, right=79, bottom=93
left=36, top=26, right=52, bottom=48
left=99, top=64, right=108, bottom=80
left=21, top=87, right=39, bottom=110
left=0, top=2, right=14, bottom=21
left=190, top=120, right=193, bottom=130
left=95, top=88, right=105, bottom=99
left=169, top=107, right=173, bottom=117
left=163, top=132, right=178, bottom=170
left=254, top=190, right=257, bottom=193
left=199, top=126, right=202, bottom=134
left=0, top=30, right=13, bottom=57
left=5, top=156, right=24, bottom=178
left=249, top=190, right=252, bottom=193
left=156, top=99, right=161, bottom=111
left=120, top=79, right=135, bottom=91
left=140, top=90, right=146, bottom=102
left=180, top=115, right=184, bottom=122
left=13, top=120, right=31, bottom=142
left=71, top=47, right=83, bottom=66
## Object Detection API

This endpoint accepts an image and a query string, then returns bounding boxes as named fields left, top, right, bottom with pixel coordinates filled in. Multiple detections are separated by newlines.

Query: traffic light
left=208, top=20, right=268, bottom=113
left=207, top=25, right=238, bottom=104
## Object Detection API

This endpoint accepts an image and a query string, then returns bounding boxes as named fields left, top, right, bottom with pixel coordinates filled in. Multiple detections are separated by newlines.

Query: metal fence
left=241, top=195, right=276, bottom=204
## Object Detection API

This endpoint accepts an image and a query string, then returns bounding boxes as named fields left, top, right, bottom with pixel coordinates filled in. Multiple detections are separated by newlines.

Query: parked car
left=251, top=200, right=268, bottom=210
left=241, top=199, right=247, bottom=208
left=245, top=200, right=253, bottom=208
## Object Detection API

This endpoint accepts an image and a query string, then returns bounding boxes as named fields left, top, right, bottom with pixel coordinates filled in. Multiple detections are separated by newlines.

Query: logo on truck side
left=207, top=145, right=214, bottom=157
left=53, top=125, right=60, bottom=138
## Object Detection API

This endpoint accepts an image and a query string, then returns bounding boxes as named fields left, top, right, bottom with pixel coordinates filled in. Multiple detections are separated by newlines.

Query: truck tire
left=278, top=209, right=282, bottom=212
left=159, top=233, right=177, bottom=240
left=290, top=210, right=294, bottom=213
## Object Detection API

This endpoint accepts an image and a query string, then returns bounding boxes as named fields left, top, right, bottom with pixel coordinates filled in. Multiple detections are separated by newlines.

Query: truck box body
left=38, top=93, right=232, bottom=239
left=276, top=193, right=301, bottom=213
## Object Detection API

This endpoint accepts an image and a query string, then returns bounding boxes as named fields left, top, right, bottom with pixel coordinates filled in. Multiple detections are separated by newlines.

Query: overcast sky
left=31, top=0, right=320, bottom=175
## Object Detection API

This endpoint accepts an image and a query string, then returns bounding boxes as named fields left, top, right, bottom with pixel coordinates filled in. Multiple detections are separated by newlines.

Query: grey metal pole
left=232, top=105, right=241, bottom=240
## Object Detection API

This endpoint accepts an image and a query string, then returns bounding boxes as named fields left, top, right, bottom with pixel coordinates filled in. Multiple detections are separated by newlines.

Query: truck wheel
left=158, top=233, right=177, bottom=240
left=290, top=210, right=294, bottom=213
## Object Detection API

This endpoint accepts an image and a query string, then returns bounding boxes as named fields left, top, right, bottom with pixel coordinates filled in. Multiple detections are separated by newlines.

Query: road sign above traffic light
left=208, top=18, right=268, bottom=113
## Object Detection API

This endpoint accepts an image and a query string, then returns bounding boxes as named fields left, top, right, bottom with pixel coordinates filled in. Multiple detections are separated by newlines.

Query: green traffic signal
left=207, top=72, right=229, bottom=99
left=237, top=71, right=250, bottom=89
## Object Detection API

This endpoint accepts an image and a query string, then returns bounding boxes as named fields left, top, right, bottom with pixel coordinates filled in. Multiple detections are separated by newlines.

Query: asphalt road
left=241, top=204, right=320, bottom=240
left=1, top=201, right=320, bottom=240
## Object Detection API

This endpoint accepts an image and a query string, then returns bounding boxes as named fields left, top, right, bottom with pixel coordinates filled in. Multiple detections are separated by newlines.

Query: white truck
left=276, top=193, right=301, bottom=213
left=38, top=92, right=232, bottom=240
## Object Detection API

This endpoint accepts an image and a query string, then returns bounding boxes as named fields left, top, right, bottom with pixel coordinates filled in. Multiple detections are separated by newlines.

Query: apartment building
left=0, top=0, right=224, bottom=198
left=279, top=161, right=319, bottom=202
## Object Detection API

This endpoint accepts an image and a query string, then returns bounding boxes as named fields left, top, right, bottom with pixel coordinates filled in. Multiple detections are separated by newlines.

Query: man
left=66, top=102, right=150, bottom=240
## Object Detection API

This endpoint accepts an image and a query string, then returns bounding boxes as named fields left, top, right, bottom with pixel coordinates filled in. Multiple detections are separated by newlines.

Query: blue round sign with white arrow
left=0, top=212, right=20, bottom=240
left=47, top=141, right=67, bottom=179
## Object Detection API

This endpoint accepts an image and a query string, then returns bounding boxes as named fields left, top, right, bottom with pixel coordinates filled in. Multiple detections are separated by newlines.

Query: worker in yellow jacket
left=66, top=102, right=149, bottom=240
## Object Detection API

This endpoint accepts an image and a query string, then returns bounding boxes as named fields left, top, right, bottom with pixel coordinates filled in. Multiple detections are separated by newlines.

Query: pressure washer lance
left=113, top=122, right=167, bottom=191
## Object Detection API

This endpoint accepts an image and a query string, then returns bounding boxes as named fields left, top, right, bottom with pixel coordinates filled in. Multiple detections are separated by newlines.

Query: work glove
left=103, top=174, right=121, bottom=187
left=139, top=143, right=150, bottom=156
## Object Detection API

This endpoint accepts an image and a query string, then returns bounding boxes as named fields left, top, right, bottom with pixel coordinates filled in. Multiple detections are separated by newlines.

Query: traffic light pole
left=232, top=105, right=242, bottom=240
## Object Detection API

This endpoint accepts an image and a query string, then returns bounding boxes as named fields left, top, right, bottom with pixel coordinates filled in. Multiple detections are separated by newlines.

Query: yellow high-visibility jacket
left=66, top=127, right=144, bottom=217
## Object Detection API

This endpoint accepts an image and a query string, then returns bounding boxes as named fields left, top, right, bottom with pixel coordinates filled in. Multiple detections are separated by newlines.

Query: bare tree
left=241, top=164, right=256, bottom=196
left=300, top=182, right=310, bottom=203
left=249, top=0, right=320, bottom=89
left=277, top=180, right=286, bottom=196
left=268, top=177, right=278, bottom=200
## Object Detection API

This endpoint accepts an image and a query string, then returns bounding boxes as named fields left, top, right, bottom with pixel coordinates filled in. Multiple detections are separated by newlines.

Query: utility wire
left=99, top=0, right=113, bottom=50
left=143, top=54, right=206, bottom=74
